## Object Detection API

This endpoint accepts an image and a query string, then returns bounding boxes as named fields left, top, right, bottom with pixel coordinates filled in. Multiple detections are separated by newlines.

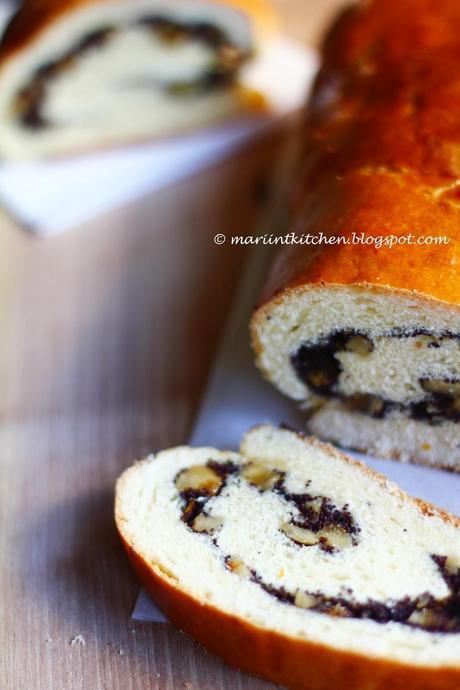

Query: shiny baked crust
left=256, top=0, right=460, bottom=308
left=119, top=543, right=460, bottom=690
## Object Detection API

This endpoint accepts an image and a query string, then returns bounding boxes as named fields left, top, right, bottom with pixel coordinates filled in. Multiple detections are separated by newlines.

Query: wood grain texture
left=0, top=2, right=351, bottom=689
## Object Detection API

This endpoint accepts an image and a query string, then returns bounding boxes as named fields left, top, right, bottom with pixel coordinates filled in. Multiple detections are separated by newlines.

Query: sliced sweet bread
left=251, top=285, right=460, bottom=470
left=250, top=0, right=460, bottom=469
left=115, top=424, right=460, bottom=690
left=0, top=0, right=275, bottom=158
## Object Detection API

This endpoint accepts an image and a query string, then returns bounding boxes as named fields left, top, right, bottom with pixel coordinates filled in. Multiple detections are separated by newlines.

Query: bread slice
left=115, top=424, right=460, bottom=690
left=0, top=0, right=276, bottom=159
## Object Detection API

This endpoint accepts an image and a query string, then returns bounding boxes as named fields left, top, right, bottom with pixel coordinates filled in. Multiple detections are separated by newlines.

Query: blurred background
left=0, top=2, right=349, bottom=689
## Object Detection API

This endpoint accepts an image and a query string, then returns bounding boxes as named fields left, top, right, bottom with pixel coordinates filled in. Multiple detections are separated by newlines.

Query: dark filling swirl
left=13, top=17, right=249, bottom=129
left=291, top=328, right=460, bottom=425
left=174, top=458, right=460, bottom=634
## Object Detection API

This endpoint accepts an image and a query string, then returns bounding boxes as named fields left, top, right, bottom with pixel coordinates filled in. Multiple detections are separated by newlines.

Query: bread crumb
left=183, top=683, right=193, bottom=689
left=70, top=635, right=86, bottom=647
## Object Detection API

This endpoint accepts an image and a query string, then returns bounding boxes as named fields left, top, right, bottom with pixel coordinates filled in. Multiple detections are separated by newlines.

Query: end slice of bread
left=251, top=285, right=460, bottom=470
left=115, top=425, right=460, bottom=690
left=0, top=0, right=276, bottom=159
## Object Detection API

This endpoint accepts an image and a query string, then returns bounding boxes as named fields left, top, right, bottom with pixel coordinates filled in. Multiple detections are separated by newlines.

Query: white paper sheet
left=0, top=28, right=317, bottom=234
left=133, top=240, right=460, bottom=621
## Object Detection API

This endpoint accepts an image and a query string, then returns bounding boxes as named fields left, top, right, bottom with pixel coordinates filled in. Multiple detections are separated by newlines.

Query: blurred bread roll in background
left=0, top=0, right=277, bottom=159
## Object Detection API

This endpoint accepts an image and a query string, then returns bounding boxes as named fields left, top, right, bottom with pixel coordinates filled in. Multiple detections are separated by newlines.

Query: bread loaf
left=251, top=0, right=460, bottom=469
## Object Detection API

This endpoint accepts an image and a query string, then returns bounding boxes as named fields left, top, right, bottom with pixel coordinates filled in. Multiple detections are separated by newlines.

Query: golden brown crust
left=256, top=0, right=460, bottom=309
left=119, top=542, right=460, bottom=690
left=114, top=431, right=460, bottom=690
left=0, top=0, right=277, bottom=67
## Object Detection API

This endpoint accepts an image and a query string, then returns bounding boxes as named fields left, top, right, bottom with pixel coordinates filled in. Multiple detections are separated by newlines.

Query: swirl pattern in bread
left=116, top=425, right=460, bottom=690
left=0, top=0, right=275, bottom=158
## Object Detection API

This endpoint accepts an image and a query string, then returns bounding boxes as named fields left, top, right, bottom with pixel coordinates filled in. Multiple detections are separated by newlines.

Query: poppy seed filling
left=12, top=17, right=250, bottom=130
left=174, top=458, right=460, bottom=635
left=291, top=328, right=460, bottom=425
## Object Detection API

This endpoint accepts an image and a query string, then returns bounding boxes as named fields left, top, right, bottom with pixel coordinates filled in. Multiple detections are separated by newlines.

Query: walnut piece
left=175, top=465, right=222, bottom=495
left=242, top=462, right=282, bottom=490
left=191, top=514, right=223, bottom=534
left=225, top=556, right=251, bottom=579
left=421, top=378, right=460, bottom=396
left=281, top=523, right=319, bottom=546
left=281, top=523, right=353, bottom=549
left=294, top=591, right=319, bottom=609
left=345, top=335, right=374, bottom=356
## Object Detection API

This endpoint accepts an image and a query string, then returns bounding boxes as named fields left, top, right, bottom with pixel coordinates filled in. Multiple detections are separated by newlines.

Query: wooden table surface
left=0, top=2, right=350, bottom=689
